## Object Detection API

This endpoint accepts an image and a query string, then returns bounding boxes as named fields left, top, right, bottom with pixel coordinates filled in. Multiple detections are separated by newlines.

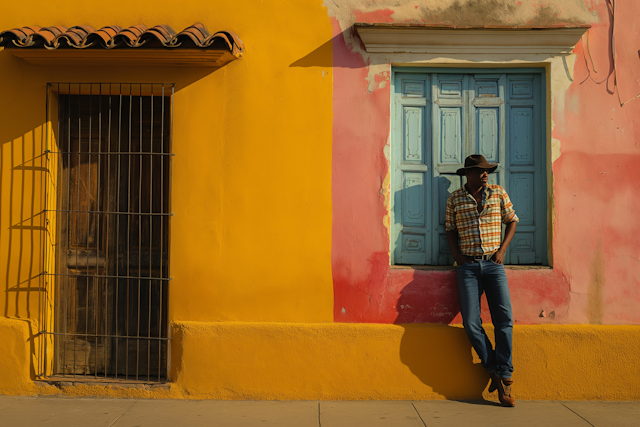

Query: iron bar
left=86, top=83, right=92, bottom=377
left=51, top=83, right=61, bottom=377
left=95, top=84, right=100, bottom=379
left=40, top=273, right=172, bottom=283
left=126, top=84, right=132, bottom=380
left=45, top=209, right=172, bottom=216
left=165, top=85, right=175, bottom=379
left=41, top=84, right=50, bottom=378
left=64, top=82, right=71, bottom=378
left=105, top=83, right=111, bottom=379
left=75, top=82, right=81, bottom=378
left=48, top=82, right=175, bottom=85
left=46, top=151, right=173, bottom=156
left=43, top=332, right=171, bottom=340
left=137, top=84, right=143, bottom=381
left=115, top=85, right=123, bottom=379
left=148, top=87, right=153, bottom=381
left=158, top=85, right=165, bottom=381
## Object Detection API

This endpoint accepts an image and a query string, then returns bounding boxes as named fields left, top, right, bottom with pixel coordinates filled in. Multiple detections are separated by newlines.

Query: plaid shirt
left=445, top=184, right=518, bottom=256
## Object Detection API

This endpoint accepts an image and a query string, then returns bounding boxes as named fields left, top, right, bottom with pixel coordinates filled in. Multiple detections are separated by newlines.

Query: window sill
left=391, top=265, right=552, bottom=271
left=391, top=265, right=454, bottom=271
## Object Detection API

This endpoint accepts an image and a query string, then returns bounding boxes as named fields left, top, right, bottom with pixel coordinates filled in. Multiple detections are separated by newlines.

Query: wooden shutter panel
left=469, top=73, right=506, bottom=190
left=391, top=74, right=431, bottom=265
left=431, top=74, right=468, bottom=265
left=504, top=73, right=547, bottom=264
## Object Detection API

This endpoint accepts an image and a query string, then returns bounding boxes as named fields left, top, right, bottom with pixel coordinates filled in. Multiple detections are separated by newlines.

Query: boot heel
left=497, top=378, right=515, bottom=407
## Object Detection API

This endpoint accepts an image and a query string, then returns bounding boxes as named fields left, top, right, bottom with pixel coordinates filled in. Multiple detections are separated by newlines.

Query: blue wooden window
left=391, top=69, right=547, bottom=265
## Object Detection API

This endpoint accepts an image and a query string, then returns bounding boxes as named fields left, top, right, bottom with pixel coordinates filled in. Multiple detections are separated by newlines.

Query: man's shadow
left=395, top=275, right=495, bottom=401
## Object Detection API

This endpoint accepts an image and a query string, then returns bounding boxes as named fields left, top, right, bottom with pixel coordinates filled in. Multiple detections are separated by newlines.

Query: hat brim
left=456, top=164, right=498, bottom=176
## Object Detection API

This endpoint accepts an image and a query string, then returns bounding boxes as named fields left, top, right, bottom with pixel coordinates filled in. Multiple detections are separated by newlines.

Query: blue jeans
left=456, top=260, right=513, bottom=379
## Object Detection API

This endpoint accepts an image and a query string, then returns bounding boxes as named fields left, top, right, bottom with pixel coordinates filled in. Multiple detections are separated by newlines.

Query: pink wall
left=331, top=2, right=640, bottom=325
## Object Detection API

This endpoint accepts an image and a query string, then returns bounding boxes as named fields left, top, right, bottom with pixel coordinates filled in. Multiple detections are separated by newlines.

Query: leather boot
left=496, top=377, right=515, bottom=407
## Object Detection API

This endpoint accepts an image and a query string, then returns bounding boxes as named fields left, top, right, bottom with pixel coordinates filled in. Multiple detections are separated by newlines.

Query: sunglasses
left=469, top=168, right=490, bottom=175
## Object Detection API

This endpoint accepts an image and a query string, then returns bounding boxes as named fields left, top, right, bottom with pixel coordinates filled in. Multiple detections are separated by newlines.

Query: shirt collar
left=463, top=183, right=491, bottom=196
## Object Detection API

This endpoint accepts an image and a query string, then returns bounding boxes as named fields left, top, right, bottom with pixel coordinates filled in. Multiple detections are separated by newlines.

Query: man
left=445, top=154, right=518, bottom=407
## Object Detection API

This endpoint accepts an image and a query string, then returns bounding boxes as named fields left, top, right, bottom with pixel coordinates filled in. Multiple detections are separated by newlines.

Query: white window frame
left=354, top=24, right=590, bottom=268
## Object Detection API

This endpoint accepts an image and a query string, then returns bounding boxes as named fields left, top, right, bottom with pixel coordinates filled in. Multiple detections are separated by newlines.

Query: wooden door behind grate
left=54, top=85, right=172, bottom=381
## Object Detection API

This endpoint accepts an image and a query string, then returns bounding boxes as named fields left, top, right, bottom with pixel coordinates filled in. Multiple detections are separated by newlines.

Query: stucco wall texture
left=0, top=0, right=334, bottom=327
left=330, top=0, right=640, bottom=326
left=1, top=0, right=639, bottom=400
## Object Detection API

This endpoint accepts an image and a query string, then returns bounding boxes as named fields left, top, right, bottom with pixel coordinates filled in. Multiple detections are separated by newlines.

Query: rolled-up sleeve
left=500, top=189, right=519, bottom=224
left=445, top=195, right=457, bottom=231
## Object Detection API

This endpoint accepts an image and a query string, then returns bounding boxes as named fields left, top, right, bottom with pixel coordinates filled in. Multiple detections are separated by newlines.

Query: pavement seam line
left=411, top=401, right=427, bottom=427
left=0, top=397, right=20, bottom=411
left=560, top=402, right=596, bottom=427
left=317, top=401, right=321, bottom=427
left=0, top=400, right=14, bottom=411
left=107, top=398, right=139, bottom=427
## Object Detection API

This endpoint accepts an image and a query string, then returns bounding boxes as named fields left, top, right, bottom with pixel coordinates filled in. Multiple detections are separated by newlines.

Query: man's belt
left=469, top=253, right=495, bottom=261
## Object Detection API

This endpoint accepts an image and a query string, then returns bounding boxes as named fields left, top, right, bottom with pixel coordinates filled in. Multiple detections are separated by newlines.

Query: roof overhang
left=354, top=23, right=591, bottom=56
left=6, top=48, right=239, bottom=67
left=0, top=24, right=244, bottom=67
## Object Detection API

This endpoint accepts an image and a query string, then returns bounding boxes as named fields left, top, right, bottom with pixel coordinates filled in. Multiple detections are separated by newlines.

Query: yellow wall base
left=0, top=318, right=36, bottom=395
left=2, top=320, right=639, bottom=400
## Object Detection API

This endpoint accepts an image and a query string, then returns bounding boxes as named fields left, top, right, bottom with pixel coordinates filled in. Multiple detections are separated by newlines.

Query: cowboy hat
left=456, top=154, right=498, bottom=176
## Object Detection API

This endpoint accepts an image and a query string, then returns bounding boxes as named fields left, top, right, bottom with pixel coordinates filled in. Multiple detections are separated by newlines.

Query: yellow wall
left=0, top=0, right=334, bottom=329
left=0, top=319, right=33, bottom=394
left=170, top=323, right=640, bottom=401
left=1, top=0, right=333, bottom=391
left=3, top=320, right=639, bottom=400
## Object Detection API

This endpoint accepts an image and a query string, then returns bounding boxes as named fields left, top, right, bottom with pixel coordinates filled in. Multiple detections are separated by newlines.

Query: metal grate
left=42, top=83, right=173, bottom=382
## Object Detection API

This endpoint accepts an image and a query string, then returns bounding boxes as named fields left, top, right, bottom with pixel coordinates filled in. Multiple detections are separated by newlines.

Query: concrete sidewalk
left=0, top=396, right=638, bottom=427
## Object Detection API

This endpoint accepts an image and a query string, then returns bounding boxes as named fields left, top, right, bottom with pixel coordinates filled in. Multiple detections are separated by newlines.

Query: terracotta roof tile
left=90, top=25, right=122, bottom=47
left=0, top=23, right=244, bottom=56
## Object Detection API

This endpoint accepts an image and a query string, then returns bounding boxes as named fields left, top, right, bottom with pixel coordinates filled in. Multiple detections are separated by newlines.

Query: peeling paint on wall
left=325, top=0, right=595, bottom=28
left=588, top=238, right=605, bottom=324
left=330, top=0, right=640, bottom=325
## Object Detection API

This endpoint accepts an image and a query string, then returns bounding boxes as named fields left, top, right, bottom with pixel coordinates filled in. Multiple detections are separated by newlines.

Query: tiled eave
left=354, top=23, right=591, bottom=55
left=0, top=24, right=244, bottom=67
